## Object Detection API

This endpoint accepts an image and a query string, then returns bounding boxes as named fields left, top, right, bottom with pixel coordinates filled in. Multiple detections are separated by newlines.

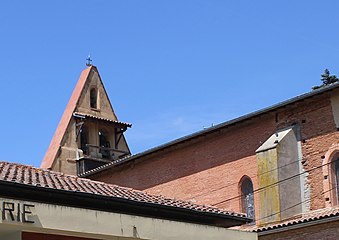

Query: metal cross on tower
left=86, top=54, right=92, bottom=66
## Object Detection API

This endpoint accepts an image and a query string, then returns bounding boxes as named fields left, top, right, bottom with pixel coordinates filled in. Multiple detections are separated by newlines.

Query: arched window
left=240, top=176, right=255, bottom=220
left=330, top=156, right=339, bottom=205
left=90, top=88, right=97, bottom=109
left=322, top=147, right=339, bottom=207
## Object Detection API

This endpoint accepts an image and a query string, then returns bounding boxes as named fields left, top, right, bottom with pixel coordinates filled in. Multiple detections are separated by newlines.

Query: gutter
left=0, top=180, right=250, bottom=228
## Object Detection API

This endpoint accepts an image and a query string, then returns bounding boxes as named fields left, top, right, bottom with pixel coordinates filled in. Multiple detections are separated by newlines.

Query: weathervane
left=86, top=54, right=92, bottom=66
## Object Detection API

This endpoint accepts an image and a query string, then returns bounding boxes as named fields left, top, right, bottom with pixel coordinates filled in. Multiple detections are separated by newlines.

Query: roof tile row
left=0, top=161, right=246, bottom=218
left=231, top=206, right=339, bottom=232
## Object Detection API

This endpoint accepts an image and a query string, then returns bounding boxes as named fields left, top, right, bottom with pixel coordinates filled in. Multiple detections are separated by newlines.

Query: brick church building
left=40, top=65, right=339, bottom=239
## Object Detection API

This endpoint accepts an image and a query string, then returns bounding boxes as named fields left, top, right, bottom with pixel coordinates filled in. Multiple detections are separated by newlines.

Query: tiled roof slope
left=41, top=66, right=93, bottom=169
left=231, top=206, right=339, bottom=232
left=0, top=161, right=246, bottom=219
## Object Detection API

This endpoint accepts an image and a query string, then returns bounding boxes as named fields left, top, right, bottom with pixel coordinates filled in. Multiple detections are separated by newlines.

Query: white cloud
left=124, top=107, right=237, bottom=154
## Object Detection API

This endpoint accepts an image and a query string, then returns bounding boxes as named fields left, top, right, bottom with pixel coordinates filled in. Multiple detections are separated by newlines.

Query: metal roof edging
left=81, top=82, right=339, bottom=177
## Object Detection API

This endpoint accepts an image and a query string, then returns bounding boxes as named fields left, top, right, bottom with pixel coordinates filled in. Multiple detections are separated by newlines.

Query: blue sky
left=1, top=1, right=339, bottom=167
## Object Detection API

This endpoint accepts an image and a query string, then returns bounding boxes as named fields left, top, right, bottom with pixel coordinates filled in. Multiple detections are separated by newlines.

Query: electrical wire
left=255, top=185, right=337, bottom=224
left=211, top=157, right=337, bottom=207
left=189, top=157, right=306, bottom=200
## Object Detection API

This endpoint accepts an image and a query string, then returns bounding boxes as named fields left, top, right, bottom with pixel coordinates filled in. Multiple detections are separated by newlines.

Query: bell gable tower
left=41, top=66, right=131, bottom=175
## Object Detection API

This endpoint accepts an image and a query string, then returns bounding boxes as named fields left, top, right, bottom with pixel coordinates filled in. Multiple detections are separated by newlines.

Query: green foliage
left=312, top=69, right=339, bottom=90
left=312, top=85, right=321, bottom=90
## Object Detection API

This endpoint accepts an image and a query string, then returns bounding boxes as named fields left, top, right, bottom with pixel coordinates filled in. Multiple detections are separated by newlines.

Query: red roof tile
left=231, top=206, right=339, bottom=232
left=41, top=66, right=93, bottom=169
left=0, top=161, right=246, bottom=219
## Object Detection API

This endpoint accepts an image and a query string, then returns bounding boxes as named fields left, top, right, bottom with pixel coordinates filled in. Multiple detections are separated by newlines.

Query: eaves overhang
left=0, top=180, right=251, bottom=228
left=257, top=213, right=339, bottom=235
left=73, top=112, right=132, bottom=127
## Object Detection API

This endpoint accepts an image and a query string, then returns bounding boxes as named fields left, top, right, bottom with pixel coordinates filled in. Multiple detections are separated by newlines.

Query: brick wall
left=91, top=92, right=339, bottom=215
left=92, top=114, right=275, bottom=214
left=281, top=94, right=339, bottom=210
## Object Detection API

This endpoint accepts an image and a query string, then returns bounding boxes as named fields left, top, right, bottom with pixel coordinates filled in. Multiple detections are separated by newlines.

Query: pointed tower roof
left=41, top=66, right=93, bottom=169
left=42, top=65, right=131, bottom=172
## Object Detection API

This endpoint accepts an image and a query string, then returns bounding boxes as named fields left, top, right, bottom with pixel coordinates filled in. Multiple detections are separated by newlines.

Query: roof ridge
left=80, top=82, right=339, bottom=177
